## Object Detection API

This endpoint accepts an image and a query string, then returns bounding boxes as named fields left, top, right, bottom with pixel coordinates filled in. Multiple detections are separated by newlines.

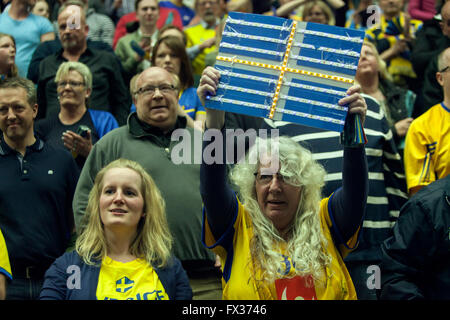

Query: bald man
left=73, top=67, right=222, bottom=300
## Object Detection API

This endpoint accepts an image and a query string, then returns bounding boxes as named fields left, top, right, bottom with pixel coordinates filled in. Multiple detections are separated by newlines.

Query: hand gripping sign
left=205, top=12, right=367, bottom=146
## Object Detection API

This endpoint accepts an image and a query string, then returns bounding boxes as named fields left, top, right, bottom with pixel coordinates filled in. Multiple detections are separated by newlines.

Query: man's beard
left=203, top=11, right=216, bottom=25
left=61, top=39, right=79, bottom=50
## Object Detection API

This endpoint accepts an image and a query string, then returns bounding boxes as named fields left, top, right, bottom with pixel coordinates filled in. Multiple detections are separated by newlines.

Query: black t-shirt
left=34, top=111, right=100, bottom=169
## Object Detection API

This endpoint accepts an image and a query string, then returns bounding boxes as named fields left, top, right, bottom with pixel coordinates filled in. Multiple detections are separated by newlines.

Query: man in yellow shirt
left=404, top=47, right=450, bottom=196
left=184, top=0, right=220, bottom=77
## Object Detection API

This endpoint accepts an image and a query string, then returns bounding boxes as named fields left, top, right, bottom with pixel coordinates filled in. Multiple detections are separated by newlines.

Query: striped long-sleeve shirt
left=260, top=94, right=408, bottom=263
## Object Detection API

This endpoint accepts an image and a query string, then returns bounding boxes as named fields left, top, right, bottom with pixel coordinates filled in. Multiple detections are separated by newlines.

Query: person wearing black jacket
left=380, top=175, right=450, bottom=300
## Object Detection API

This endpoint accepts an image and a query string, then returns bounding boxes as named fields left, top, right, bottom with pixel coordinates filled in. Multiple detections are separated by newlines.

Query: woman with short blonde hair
left=35, top=61, right=119, bottom=169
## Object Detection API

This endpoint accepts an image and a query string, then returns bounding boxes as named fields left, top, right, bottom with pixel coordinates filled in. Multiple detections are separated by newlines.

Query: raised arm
left=197, top=67, right=237, bottom=241
left=329, top=85, right=369, bottom=243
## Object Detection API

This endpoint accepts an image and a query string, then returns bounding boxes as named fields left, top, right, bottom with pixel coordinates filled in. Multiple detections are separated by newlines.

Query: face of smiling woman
left=99, top=168, right=145, bottom=233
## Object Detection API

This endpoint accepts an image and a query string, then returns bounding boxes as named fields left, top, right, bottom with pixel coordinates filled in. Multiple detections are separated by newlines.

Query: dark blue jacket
left=39, top=251, right=193, bottom=300
left=380, top=175, right=450, bottom=299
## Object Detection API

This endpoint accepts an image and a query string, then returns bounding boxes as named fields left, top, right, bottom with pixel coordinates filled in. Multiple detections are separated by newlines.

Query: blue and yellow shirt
left=203, top=197, right=359, bottom=300
left=404, top=102, right=450, bottom=193
left=184, top=21, right=217, bottom=76
left=365, top=12, right=422, bottom=84
left=96, top=256, right=169, bottom=300
left=179, top=87, right=205, bottom=120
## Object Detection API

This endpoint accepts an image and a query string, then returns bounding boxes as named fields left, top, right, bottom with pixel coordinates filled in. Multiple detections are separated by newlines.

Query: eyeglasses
left=57, top=81, right=85, bottom=88
left=254, top=172, right=291, bottom=186
left=135, top=84, right=177, bottom=96
left=439, top=66, right=450, bottom=73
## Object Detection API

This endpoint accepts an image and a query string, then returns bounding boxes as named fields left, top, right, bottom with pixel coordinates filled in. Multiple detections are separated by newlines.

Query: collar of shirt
left=127, top=112, right=187, bottom=147
left=0, top=135, right=44, bottom=156
left=56, top=46, right=94, bottom=60
left=200, top=17, right=220, bottom=30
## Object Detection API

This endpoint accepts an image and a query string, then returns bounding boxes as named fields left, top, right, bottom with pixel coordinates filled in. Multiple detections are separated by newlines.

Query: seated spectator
left=380, top=174, right=450, bottom=300
left=184, top=0, right=220, bottom=79
left=159, top=0, right=196, bottom=27
left=112, top=5, right=183, bottom=49
left=365, top=0, right=423, bottom=91
left=356, top=40, right=415, bottom=154
left=0, top=33, right=18, bottom=79
left=151, top=36, right=205, bottom=128
left=0, top=0, right=55, bottom=77
left=31, top=0, right=50, bottom=19
left=403, top=47, right=450, bottom=196
left=35, top=62, right=118, bottom=170
left=37, top=3, right=131, bottom=125
left=115, top=0, right=159, bottom=80
left=412, top=1, right=450, bottom=117
left=0, top=229, right=12, bottom=300
left=40, top=158, right=193, bottom=300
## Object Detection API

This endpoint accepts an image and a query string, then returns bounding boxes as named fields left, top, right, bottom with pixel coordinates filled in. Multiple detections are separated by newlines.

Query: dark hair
left=158, top=24, right=187, bottom=46
left=0, top=77, right=37, bottom=106
left=151, top=36, right=194, bottom=90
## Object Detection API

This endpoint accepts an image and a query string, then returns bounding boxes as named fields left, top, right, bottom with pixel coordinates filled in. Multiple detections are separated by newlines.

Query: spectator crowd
left=0, top=0, right=448, bottom=301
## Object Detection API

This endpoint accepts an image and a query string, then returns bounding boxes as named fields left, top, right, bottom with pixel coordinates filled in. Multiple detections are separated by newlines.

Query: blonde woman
left=35, top=61, right=118, bottom=169
left=356, top=40, right=415, bottom=152
left=40, top=159, right=192, bottom=300
left=197, top=67, right=368, bottom=299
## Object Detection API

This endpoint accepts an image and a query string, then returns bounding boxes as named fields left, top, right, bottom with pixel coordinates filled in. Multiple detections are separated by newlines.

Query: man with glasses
left=0, top=77, right=79, bottom=299
left=73, top=66, right=222, bottom=299
left=184, top=0, right=221, bottom=78
left=404, top=47, right=450, bottom=197
left=36, top=1, right=131, bottom=125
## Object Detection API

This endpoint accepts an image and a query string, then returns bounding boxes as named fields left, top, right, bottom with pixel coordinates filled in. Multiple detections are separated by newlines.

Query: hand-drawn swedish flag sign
left=206, top=12, right=365, bottom=133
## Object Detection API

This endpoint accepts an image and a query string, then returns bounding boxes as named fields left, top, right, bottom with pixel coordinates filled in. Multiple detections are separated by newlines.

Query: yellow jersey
left=404, top=103, right=450, bottom=192
left=96, top=256, right=169, bottom=300
left=204, top=197, right=359, bottom=300
left=0, top=229, right=11, bottom=281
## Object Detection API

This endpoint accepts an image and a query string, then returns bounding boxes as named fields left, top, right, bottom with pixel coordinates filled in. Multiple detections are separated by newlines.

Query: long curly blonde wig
left=76, top=159, right=173, bottom=268
left=230, top=136, right=332, bottom=283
